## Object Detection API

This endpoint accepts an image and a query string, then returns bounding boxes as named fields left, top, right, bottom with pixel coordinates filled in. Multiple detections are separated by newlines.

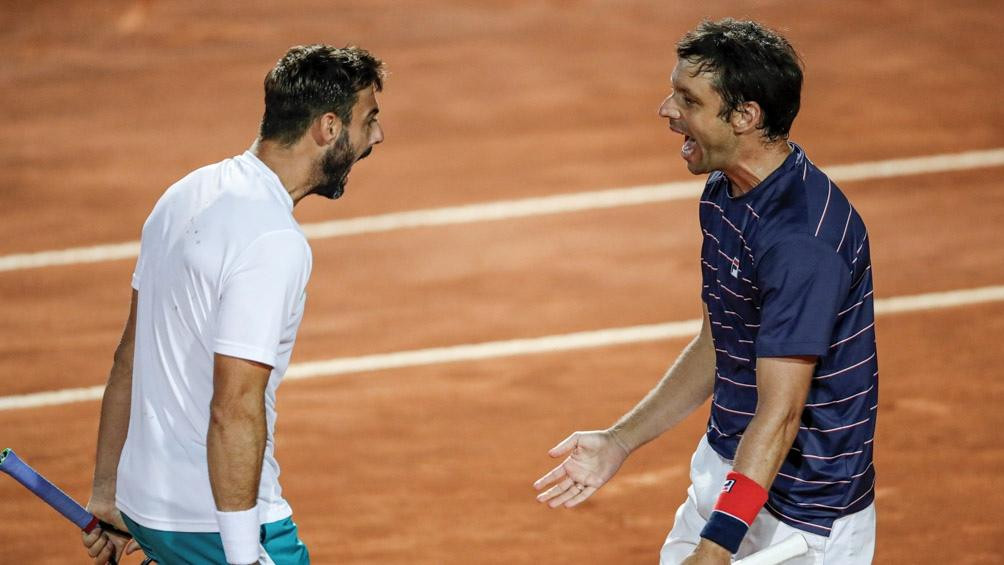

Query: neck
left=250, top=138, right=317, bottom=206
left=723, top=139, right=792, bottom=197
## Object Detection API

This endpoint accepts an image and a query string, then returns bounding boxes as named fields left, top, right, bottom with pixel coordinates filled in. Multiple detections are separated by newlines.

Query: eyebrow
left=669, top=72, right=689, bottom=90
left=673, top=83, right=698, bottom=98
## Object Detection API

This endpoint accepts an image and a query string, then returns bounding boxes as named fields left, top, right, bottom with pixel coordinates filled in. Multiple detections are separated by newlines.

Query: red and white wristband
left=699, top=471, right=768, bottom=554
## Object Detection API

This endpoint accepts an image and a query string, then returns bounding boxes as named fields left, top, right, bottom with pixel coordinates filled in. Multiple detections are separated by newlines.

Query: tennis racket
left=733, top=533, right=809, bottom=564
left=0, top=447, right=132, bottom=564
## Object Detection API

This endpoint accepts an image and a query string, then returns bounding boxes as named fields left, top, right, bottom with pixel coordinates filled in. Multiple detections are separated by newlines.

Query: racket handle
left=1, top=448, right=133, bottom=564
left=97, top=519, right=134, bottom=540
left=733, top=534, right=809, bottom=565
left=1, top=448, right=95, bottom=529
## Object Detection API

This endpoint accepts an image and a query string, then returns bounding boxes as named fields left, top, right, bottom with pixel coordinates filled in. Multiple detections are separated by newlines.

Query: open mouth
left=681, top=134, right=697, bottom=159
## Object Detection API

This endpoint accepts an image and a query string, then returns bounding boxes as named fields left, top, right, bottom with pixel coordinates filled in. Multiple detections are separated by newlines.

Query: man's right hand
left=533, top=429, right=631, bottom=508
left=82, top=498, right=141, bottom=565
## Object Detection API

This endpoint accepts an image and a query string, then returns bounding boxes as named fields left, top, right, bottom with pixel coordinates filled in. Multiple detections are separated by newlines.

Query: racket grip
left=1, top=448, right=132, bottom=564
left=98, top=519, right=134, bottom=539
left=0, top=448, right=94, bottom=529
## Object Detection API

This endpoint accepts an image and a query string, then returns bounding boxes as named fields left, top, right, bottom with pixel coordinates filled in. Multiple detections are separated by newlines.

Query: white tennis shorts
left=659, top=435, right=875, bottom=564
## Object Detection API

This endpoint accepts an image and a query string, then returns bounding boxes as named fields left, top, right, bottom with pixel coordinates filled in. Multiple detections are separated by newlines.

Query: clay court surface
left=2, top=1, right=1003, bottom=563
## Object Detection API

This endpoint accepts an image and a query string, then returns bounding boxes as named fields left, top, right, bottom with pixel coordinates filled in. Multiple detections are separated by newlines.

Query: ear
left=730, top=101, right=763, bottom=135
left=310, top=112, right=343, bottom=146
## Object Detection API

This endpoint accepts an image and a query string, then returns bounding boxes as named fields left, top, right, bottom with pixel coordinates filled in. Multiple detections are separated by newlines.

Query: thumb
left=125, top=539, right=142, bottom=555
left=548, top=432, right=578, bottom=458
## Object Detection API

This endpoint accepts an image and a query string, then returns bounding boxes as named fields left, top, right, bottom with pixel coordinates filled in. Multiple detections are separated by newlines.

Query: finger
left=87, top=532, right=108, bottom=558
left=533, top=462, right=568, bottom=491
left=82, top=528, right=102, bottom=546
left=564, top=485, right=598, bottom=508
left=536, top=477, right=574, bottom=503
left=548, top=433, right=579, bottom=457
left=97, top=541, right=115, bottom=565
left=95, top=540, right=116, bottom=565
left=109, top=534, right=128, bottom=553
left=547, top=482, right=583, bottom=508
left=125, top=539, right=142, bottom=555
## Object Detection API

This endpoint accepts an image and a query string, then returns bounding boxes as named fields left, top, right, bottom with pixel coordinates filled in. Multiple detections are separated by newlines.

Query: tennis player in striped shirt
left=535, top=19, right=877, bottom=564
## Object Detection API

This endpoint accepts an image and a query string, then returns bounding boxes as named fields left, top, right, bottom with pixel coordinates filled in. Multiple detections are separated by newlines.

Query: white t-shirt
left=117, top=151, right=312, bottom=532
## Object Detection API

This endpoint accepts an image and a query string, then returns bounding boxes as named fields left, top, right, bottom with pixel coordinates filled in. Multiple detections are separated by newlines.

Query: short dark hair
left=260, top=44, right=386, bottom=145
left=677, top=19, right=802, bottom=141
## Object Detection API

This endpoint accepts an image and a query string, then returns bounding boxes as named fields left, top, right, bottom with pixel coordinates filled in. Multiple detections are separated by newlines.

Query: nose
left=370, top=122, right=384, bottom=145
left=658, top=95, right=680, bottom=119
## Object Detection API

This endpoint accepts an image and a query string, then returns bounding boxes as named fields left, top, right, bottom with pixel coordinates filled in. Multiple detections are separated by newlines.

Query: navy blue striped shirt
left=699, top=143, right=877, bottom=536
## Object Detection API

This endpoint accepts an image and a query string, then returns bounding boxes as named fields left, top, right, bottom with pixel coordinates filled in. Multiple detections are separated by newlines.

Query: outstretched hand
left=533, top=430, right=630, bottom=508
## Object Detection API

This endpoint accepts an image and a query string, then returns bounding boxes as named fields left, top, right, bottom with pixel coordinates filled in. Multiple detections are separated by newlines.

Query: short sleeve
left=132, top=222, right=151, bottom=290
left=214, top=230, right=312, bottom=367
left=755, top=236, right=850, bottom=358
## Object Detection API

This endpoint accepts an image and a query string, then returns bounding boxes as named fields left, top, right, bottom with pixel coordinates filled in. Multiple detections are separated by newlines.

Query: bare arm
left=90, top=290, right=138, bottom=511
left=731, top=356, right=814, bottom=486
left=207, top=353, right=271, bottom=512
left=690, top=355, right=815, bottom=562
left=609, top=303, right=717, bottom=453
left=534, top=303, right=716, bottom=508
left=84, top=290, right=139, bottom=564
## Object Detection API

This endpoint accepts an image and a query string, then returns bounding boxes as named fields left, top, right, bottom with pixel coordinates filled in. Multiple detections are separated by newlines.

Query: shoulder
left=756, top=233, right=850, bottom=289
left=698, top=172, right=730, bottom=222
left=148, top=156, right=239, bottom=210
left=754, top=158, right=856, bottom=258
left=243, top=229, right=311, bottom=262
left=141, top=159, right=227, bottom=235
left=212, top=160, right=301, bottom=237
left=702, top=171, right=728, bottom=198
left=199, top=158, right=308, bottom=267
left=803, top=166, right=863, bottom=251
left=761, top=233, right=838, bottom=263
left=226, top=228, right=312, bottom=284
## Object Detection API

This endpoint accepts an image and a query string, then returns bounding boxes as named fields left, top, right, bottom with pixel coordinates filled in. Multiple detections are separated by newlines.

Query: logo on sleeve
left=730, top=257, right=740, bottom=278
left=722, top=479, right=735, bottom=493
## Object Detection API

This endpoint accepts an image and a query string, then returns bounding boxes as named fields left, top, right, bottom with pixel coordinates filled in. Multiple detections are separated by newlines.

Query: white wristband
left=215, top=506, right=260, bottom=565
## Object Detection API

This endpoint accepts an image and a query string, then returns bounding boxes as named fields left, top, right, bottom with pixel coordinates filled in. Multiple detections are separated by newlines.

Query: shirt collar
left=725, top=142, right=803, bottom=202
left=239, top=150, right=294, bottom=211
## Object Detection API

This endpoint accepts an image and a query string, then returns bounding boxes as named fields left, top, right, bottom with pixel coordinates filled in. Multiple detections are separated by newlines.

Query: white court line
left=1, top=148, right=1003, bottom=273
left=2, top=284, right=1003, bottom=412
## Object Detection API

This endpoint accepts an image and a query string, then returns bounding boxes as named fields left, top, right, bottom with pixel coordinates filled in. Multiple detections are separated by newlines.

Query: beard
left=311, top=130, right=358, bottom=200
